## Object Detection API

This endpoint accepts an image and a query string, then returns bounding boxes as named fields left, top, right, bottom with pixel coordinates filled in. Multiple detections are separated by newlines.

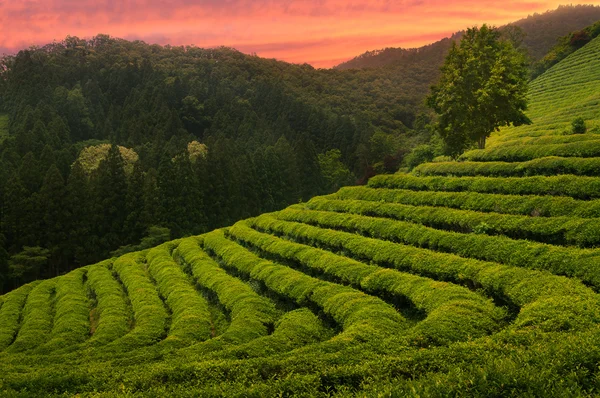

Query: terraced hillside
left=2, top=36, right=600, bottom=398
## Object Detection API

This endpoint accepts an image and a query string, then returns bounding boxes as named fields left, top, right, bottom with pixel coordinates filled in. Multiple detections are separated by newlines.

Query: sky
left=1, top=1, right=600, bottom=68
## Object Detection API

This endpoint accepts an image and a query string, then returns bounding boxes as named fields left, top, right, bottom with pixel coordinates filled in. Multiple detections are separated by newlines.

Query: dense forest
left=0, top=35, right=429, bottom=293
left=0, top=5, right=599, bottom=294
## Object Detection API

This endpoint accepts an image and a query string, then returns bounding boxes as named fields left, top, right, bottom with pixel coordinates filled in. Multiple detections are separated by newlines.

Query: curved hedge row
left=334, top=186, right=600, bottom=218
left=306, top=197, right=600, bottom=247
left=37, top=268, right=90, bottom=353
left=6, top=279, right=56, bottom=353
left=146, top=244, right=212, bottom=346
left=174, top=237, right=278, bottom=350
left=490, top=133, right=600, bottom=147
left=229, top=221, right=505, bottom=346
left=85, top=261, right=131, bottom=346
left=109, top=254, right=168, bottom=348
left=204, top=308, right=331, bottom=360
left=414, top=157, right=600, bottom=177
left=460, top=140, right=600, bottom=162
left=202, top=230, right=407, bottom=341
left=0, top=282, right=39, bottom=351
left=275, top=207, right=600, bottom=289
left=254, top=213, right=600, bottom=332
left=369, top=174, right=600, bottom=200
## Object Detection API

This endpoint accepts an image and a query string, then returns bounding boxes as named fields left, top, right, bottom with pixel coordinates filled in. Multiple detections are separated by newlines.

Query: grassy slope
left=2, top=37, right=600, bottom=398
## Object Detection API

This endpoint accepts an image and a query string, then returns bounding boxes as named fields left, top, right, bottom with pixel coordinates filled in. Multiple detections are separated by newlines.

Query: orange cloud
left=1, top=0, right=600, bottom=67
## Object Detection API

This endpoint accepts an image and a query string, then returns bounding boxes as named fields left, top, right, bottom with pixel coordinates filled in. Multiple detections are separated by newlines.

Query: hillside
left=335, top=5, right=600, bottom=72
left=2, top=24, right=600, bottom=398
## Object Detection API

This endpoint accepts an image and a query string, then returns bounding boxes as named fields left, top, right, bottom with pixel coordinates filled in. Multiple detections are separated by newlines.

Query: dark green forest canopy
left=0, top=34, right=428, bottom=294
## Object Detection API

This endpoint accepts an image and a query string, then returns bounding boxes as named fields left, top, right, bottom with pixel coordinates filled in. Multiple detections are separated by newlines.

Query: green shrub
left=274, top=206, right=600, bottom=289
left=257, top=212, right=600, bottom=332
left=334, top=186, right=600, bottom=218
left=369, top=173, right=600, bottom=200
left=146, top=244, right=212, bottom=346
left=230, top=220, right=505, bottom=346
left=572, top=117, right=587, bottom=134
left=36, top=268, right=90, bottom=353
left=0, top=282, right=39, bottom=351
left=85, top=260, right=131, bottom=347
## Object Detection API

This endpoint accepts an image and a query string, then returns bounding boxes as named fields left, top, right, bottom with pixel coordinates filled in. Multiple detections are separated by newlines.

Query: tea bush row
left=369, top=174, right=600, bottom=200
left=229, top=221, right=505, bottom=346
left=414, top=157, right=600, bottom=177
left=6, top=279, right=56, bottom=353
left=256, top=212, right=600, bottom=332
left=275, top=206, right=600, bottom=288
left=109, top=253, right=168, bottom=348
left=334, top=186, right=600, bottom=218
left=85, top=261, right=131, bottom=346
left=460, top=140, right=600, bottom=162
left=307, top=197, right=600, bottom=247
left=201, top=230, right=407, bottom=341
left=37, top=268, right=90, bottom=354
left=0, top=282, right=39, bottom=351
left=146, top=243, right=212, bottom=346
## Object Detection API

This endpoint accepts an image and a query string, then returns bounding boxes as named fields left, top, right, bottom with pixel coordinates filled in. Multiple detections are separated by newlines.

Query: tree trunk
left=478, top=136, right=486, bottom=149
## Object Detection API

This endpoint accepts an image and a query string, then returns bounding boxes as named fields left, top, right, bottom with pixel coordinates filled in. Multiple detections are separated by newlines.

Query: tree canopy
left=427, top=24, right=531, bottom=157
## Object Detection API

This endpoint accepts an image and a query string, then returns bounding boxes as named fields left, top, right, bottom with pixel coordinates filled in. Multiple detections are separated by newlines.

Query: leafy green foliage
left=572, top=117, right=587, bottom=134
left=427, top=25, right=531, bottom=156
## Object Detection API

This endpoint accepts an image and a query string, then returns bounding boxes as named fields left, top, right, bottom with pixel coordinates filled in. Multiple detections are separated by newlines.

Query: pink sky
left=1, top=1, right=599, bottom=68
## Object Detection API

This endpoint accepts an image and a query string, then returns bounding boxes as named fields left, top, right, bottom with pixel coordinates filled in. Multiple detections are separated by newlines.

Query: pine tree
left=38, top=164, right=68, bottom=275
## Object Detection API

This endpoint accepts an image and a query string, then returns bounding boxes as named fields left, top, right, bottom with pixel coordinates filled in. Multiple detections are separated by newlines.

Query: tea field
left=2, top=36, right=600, bottom=398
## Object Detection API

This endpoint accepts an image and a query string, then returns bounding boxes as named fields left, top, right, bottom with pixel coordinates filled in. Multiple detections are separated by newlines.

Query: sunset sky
left=1, top=1, right=600, bottom=68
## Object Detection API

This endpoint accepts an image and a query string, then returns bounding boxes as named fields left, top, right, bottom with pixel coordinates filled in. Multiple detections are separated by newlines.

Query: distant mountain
left=335, top=4, right=600, bottom=70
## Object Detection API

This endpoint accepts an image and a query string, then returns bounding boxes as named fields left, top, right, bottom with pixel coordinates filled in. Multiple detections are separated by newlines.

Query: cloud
left=1, top=0, right=599, bottom=67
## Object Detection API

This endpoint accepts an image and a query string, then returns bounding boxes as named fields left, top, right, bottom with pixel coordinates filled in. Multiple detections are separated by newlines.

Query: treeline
left=336, top=5, right=600, bottom=70
left=0, top=35, right=430, bottom=293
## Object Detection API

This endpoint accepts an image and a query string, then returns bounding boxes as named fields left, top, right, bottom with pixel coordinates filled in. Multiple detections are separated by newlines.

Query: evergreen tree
left=38, top=164, right=68, bottom=275
left=92, top=144, right=128, bottom=255
left=65, top=160, right=93, bottom=265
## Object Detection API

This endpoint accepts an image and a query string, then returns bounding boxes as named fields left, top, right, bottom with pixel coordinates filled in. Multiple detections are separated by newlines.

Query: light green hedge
left=258, top=212, right=600, bottom=333
left=306, top=197, right=600, bottom=247
left=230, top=220, right=505, bottom=346
left=0, top=282, right=39, bottom=351
left=414, top=157, right=600, bottom=177
left=146, top=244, right=212, bottom=346
left=275, top=206, right=600, bottom=289
left=201, top=229, right=407, bottom=341
left=334, top=186, right=600, bottom=218
left=369, top=174, right=600, bottom=200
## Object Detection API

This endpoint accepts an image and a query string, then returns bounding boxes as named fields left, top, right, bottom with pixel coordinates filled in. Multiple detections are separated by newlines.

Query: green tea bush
left=6, top=279, right=56, bottom=353
left=274, top=206, right=600, bottom=288
left=306, top=197, right=600, bottom=247
left=414, top=156, right=600, bottom=177
left=36, top=268, right=90, bottom=353
left=335, top=186, right=600, bottom=218
left=461, top=139, right=600, bottom=161
left=230, top=221, right=505, bottom=346
left=109, top=253, right=168, bottom=349
left=369, top=173, right=600, bottom=199
left=85, top=261, right=131, bottom=346
left=146, top=244, right=212, bottom=346
left=0, top=282, right=39, bottom=351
